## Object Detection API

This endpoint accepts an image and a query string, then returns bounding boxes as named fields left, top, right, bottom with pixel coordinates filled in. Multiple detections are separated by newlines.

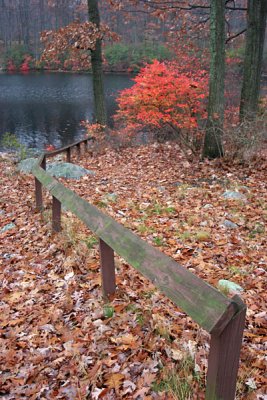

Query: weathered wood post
left=52, top=196, right=61, bottom=232
left=205, top=295, right=246, bottom=400
left=41, top=156, right=46, bottom=170
left=66, top=147, right=71, bottom=163
left=76, top=143, right=81, bottom=158
left=35, top=178, right=43, bottom=211
left=99, top=239, right=116, bottom=297
left=35, top=155, right=46, bottom=211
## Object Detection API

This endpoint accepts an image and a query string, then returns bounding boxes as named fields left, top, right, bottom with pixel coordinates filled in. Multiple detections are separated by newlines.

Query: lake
left=0, top=72, right=133, bottom=151
left=1, top=71, right=266, bottom=152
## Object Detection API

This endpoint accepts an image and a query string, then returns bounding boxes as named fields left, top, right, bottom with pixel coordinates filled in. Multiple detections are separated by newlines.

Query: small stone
left=203, top=204, right=213, bottom=209
left=2, top=253, right=16, bottom=259
left=0, top=209, right=5, bottom=216
left=40, top=324, right=56, bottom=333
left=223, top=220, right=238, bottom=229
left=218, top=279, right=244, bottom=295
left=200, top=221, right=208, bottom=227
left=0, top=223, right=16, bottom=233
left=222, top=191, right=246, bottom=201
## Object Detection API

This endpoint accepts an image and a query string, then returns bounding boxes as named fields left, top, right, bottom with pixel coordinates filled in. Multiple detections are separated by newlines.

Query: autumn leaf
left=111, top=333, right=140, bottom=349
left=104, top=373, right=124, bottom=392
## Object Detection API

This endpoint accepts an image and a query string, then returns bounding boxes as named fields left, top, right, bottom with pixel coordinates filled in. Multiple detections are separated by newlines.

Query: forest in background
left=0, top=0, right=266, bottom=161
left=1, top=0, right=264, bottom=73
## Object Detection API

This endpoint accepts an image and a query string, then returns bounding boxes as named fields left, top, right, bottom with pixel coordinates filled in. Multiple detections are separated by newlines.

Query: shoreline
left=0, top=68, right=135, bottom=76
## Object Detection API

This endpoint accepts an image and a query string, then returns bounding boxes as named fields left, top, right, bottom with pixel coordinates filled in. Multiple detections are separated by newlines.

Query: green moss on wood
left=32, top=164, right=237, bottom=332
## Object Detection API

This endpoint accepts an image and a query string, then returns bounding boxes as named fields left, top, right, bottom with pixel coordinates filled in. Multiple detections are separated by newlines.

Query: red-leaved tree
left=115, top=60, right=207, bottom=154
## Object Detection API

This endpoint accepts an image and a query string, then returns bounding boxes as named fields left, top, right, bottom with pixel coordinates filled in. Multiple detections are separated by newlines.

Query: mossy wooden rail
left=31, top=139, right=246, bottom=400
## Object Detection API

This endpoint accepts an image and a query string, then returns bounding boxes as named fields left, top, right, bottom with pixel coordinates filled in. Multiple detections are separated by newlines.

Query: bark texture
left=202, top=0, right=225, bottom=159
left=87, top=0, right=107, bottom=125
left=240, top=0, right=267, bottom=120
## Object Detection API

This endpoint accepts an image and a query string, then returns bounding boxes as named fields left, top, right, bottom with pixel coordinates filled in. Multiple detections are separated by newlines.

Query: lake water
left=1, top=71, right=265, bottom=152
left=0, top=72, right=133, bottom=151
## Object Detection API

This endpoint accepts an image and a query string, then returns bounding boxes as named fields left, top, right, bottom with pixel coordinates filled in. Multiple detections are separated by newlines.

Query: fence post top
left=210, top=294, right=246, bottom=336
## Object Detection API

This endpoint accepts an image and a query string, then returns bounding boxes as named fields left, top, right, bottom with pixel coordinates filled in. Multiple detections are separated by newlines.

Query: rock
left=17, top=158, right=38, bottom=174
left=0, top=209, right=5, bottom=216
left=200, top=221, right=208, bottom=227
left=222, top=191, right=246, bottom=201
left=203, top=203, right=213, bottom=209
left=0, top=223, right=16, bottom=233
left=1, top=253, right=16, bottom=259
left=218, top=279, right=244, bottom=295
left=223, top=219, right=238, bottom=229
left=40, top=324, right=56, bottom=333
left=46, top=162, right=95, bottom=179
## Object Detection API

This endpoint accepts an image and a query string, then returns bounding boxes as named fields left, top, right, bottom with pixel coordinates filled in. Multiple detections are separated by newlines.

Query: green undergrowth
left=104, top=41, right=173, bottom=72
left=152, top=355, right=201, bottom=399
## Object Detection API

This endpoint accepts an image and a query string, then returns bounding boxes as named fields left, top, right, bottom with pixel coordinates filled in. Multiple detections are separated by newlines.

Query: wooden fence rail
left=31, top=138, right=246, bottom=400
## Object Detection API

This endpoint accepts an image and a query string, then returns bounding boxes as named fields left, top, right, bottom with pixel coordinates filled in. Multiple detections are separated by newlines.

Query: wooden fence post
left=205, top=296, right=246, bottom=400
left=76, top=143, right=81, bottom=158
left=99, top=239, right=116, bottom=297
left=66, top=148, right=71, bottom=163
left=35, top=178, right=43, bottom=211
left=41, top=156, right=46, bottom=170
left=52, top=196, right=61, bottom=232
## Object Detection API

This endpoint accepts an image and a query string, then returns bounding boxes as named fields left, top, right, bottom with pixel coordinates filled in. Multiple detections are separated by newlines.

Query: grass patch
left=152, top=355, right=199, bottom=399
left=103, top=304, right=115, bottom=319
left=84, top=235, right=98, bottom=249
left=136, top=223, right=156, bottom=234
left=153, top=236, right=165, bottom=246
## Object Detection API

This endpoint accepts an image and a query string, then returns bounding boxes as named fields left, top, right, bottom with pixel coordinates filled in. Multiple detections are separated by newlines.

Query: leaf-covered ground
left=0, top=143, right=266, bottom=399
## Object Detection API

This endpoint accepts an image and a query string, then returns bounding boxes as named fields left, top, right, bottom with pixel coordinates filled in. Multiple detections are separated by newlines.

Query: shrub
left=104, top=43, right=129, bottom=67
left=0, top=132, right=31, bottom=160
left=115, top=60, right=207, bottom=155
left=3, top=44, right=34, bottom=71
left=224, top=106, right=267, bottom=162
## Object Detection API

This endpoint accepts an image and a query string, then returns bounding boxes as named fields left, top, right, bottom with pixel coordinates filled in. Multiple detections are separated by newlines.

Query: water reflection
left=0, top=72, right=133, bottom=150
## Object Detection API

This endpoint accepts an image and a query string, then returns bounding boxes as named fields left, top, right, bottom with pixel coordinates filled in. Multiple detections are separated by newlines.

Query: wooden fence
left=31, top=138, right=246, bottom=400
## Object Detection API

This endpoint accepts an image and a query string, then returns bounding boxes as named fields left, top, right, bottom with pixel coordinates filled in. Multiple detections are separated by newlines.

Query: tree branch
left=226, top=28, right=246, bottom=43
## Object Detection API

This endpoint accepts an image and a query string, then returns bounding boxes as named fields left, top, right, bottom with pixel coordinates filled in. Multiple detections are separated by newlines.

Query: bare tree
left=240, top=0, right=267, bottom=120
left=87, top=0, right=107, bottom=125
left=202, top=0, right=225, bottom=159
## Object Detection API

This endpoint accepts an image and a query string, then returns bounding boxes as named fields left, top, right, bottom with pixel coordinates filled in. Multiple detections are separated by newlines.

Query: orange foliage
left=115, top=60, right=207, bottom=134
left=40, top=21, right=119, bottom=71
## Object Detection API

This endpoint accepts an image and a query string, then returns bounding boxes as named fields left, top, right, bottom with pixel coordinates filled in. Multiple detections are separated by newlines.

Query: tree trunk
left=87, top=0, right=107, bottom=125
left=202, top=0, right=225, bottom=159
left=240, top=0, right=267, bottom=120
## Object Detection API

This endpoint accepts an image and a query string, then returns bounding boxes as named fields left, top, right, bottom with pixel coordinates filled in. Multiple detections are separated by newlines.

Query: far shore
left=0, top=67, right=135, bottom=75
